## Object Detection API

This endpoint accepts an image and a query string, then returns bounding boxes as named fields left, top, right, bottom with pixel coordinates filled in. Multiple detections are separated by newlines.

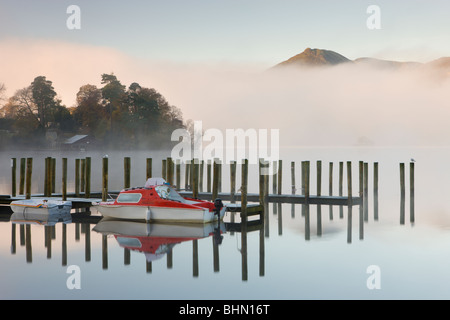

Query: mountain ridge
left=274, top=47, right=449, bottom=70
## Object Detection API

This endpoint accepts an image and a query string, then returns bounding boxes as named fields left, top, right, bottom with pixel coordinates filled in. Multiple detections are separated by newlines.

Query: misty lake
left=2, top=146, right=450, bottom=300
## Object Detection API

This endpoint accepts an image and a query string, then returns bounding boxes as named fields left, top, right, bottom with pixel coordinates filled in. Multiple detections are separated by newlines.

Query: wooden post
left=291, top=161, right=296, bottom=194
left=11, top=158, right=16, bottom=197
left=400, top=163, right=405, bottom=224
left=329, top=162, right=333, bottom=196
left=62, top=158, right=67, bottom=201
left=374, top=162, right=379, bottom=221
left=45, top=157, right=51, bottom=197
left=81, top=158, right=86, bottom=193
left=51, top=158, right=56, bottom=193
left=199, top=160, right=204, bottom=192
left=162, top=159, right=167, bottom=180
left=146, top=158, right=152, bottom=179
left=363, top=162, right=369, bottom=221
left=328, top=161, right=334, bottom=220
left=241, top=159, right=248, bottom=222
left=212, top=160, right=219, bottom=201
left=75, top=159, right=80, bottom=197
left=339, top=161, right=344, bottom=218
left=190, top=159, right=194, bottom=190
left=259, top=159, right=264, bottom=204
left=359, top=161, right=364, bottom=199
left=207, top=160, right=211, bottom=193
left=102, top=156, right=108, bottom=201
left=166, top=157, right=174, bottom=185
left=347, top=161, right=352, bottom=205
left=217, top=159, right=222, bottom=193
left=85, top=157, right=91, bottom=199
left=277, top=160, right=282, bottom=195
left=19, top=158, right=25, bottom=195
left=25, top=158, right=32, bottom=200
left=230, top=160, right=236, bottom=203
left=358, top=161, right=364, bottom=226
left=192, top=159, right=199, bottom=199
left=317, top=160, right=322, bottom=196
left=176, top=160, right=181, bottom=190
left=305, top=161, right=310, bottom=202
left=272, top=160, right=277, bottom=195
left=410, top=161, right=415, bottom=223
left=124, top=157, right=131, bottom=189
left=185, top=162, right=190, bottom=190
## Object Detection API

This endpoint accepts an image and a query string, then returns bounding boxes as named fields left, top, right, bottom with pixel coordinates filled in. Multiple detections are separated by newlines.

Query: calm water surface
left=2, top=147, right=450, bottom=299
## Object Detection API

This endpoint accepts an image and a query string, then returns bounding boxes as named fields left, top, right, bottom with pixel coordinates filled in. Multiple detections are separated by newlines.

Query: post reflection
left=8, top=209, right=267, bottom=282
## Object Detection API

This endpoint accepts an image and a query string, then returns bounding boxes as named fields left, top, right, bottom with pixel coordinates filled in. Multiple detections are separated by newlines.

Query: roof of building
left=64, top=135, right=88, bottom=144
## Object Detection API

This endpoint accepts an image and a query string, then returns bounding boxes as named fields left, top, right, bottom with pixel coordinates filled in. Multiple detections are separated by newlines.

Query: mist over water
left=148, top=61, right=450, bottom=148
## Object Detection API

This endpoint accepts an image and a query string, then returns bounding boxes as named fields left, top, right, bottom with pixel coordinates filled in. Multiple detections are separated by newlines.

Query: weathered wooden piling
left=302, top=161, right=310, bottom=201
left=241, top=159, right=249, bottom=222
left=62, top=158, right=67, bottom=201
left=329, top=162, right=334, bottom=220
left=80, top=159, right=86, bottom=193
left=374, top=162, right=379, bottom=221
left=230, top=160, right=236, bottom=203
left=217, top=159, right=222, bottom=193
left=102, top=156, right=108, bottom=201
left=212, top=160, right=219, bottom=201
left=190, top=159, right=194, bottom=190
left=277, top=160, right=282, bottom=195
left=207, top=160, right=211, bottom=193
left=272, top=160, right=277, bottom=195
left=124, top=157, right=131, bottom=189
left=400, top=162, right=405, bottom=224
left=410, top=161, right=415, bottom=223
left=339, top=161, right=344, bottom=196
left=363, top=162, right=369, bottom=221
left=347, top=161, right=352, bottom=205
left=291, top=161, right=296, bottom=195
left=75, top=159, right=80, bottom=197
left=192, top=159, right=199, bottom=199
left=19, top=158, right=25, bottom=195
left=161, top=159, right=167, bottom=181
left=146, top=158, right=152, bottom=179
left=51, top=158, right=56, bottom=193
left=11, top=158, right=16, bottom=197
left=199, top=160, right=204, bottom=192
left=329, top=162, right=333, bottom=196
left=85, top=157, right=91, bottom=199
left=176, top=160, right=181, bottom=190
left=44, top=157, right=51, bottom=197
left=185, top=162, right=190, bottom=190
left=166, top=157, right=174, bottom=185
left=316, top=160, right=322, bottom=196
left=25, top=157, right=32, bottom=199
left=359, top=161, right=364, bottom=199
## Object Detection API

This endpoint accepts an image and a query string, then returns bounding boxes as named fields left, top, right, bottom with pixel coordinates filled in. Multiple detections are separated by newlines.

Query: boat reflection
left=93, top=218, right=225, bottom=262
left=10, top=207, right=72, bottom=226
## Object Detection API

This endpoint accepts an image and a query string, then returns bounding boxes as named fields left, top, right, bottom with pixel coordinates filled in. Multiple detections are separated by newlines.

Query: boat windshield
left=117, top=193, right=142, bottom=203
left=155, top=185, right=186, bottom=203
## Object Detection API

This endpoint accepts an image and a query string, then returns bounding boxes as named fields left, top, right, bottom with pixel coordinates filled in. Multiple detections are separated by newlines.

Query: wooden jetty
left=4, top=155, right=414, bottom=224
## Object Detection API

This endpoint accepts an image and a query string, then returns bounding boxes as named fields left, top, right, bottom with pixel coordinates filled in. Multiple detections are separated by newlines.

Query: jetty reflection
left=93, top=218, right=225, bottom=266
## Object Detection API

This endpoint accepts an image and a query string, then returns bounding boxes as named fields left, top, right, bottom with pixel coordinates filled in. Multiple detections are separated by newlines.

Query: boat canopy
left=144, top=177, right=167, bottom=187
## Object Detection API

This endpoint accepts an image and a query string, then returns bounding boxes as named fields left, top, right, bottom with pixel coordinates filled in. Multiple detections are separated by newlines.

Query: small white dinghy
left=10, top=199, right=72, bottom=215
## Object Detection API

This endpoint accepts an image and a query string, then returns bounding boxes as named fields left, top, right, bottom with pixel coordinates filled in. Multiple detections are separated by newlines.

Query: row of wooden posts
left=9, top=156, right=415, bottom=214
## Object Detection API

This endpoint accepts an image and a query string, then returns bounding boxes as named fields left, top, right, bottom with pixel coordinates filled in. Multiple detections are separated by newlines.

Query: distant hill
left=274, top=47, right=450, bottom=72
left=275, top=48, right=352, bottom=68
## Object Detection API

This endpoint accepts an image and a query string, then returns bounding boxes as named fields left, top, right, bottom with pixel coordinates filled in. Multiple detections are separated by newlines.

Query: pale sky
left=2, top=0, right=450, bottom=64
